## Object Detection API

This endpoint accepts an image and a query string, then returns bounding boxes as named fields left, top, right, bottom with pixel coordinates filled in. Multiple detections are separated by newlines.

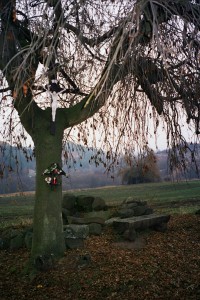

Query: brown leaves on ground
left=0, top=214, right=200, bottom=300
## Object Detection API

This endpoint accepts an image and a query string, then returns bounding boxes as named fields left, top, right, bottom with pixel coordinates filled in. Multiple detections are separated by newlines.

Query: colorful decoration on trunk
left=43, top=163, right=66, bottom=189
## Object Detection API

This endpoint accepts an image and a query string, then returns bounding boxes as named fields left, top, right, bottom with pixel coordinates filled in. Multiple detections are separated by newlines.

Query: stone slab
left=105, top=217, right=120, bottom=226
left=113, top=214, right=170, bottom=234
left=67, top=216, right=105, bottom=225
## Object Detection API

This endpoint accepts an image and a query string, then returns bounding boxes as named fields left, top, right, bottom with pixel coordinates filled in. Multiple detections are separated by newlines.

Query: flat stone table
left=113, top=214, right=171, bottom=235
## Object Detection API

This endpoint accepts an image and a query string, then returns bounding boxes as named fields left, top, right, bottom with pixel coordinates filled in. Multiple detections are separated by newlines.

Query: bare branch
left=63, top=22, right=120, bottom=47
left=0, top=87, right=10, bottom=93
left=59, top=68, right=79, bottom=91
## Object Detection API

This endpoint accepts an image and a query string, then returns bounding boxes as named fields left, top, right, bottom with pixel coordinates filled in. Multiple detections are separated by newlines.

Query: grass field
left=0, top=180, right=200, bottom=228
left=72, top=180, right=200, bottom=205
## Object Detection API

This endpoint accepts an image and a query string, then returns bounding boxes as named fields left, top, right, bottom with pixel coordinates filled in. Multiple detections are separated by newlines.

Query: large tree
left=0, top=0, right=200, bottom=267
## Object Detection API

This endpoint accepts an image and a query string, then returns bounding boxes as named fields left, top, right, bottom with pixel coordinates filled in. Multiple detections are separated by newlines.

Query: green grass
left=71, top=180, right=200, bottom=206
left=0, top=194, right=35, bottom=228
left=0, top=194, right=35, bottom=216
left=0, top=180, right=200, bottom=228
left=0, top=217, right=33, bottom=229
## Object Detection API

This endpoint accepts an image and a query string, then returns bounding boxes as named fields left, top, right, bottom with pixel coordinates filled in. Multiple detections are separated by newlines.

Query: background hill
left=0, top=142, right=199, bottom=194
left=0, top=142, right=121, bottom=193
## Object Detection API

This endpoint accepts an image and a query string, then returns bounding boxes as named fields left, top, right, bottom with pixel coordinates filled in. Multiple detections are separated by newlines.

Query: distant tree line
left=0, top=143, right=199, bottom=193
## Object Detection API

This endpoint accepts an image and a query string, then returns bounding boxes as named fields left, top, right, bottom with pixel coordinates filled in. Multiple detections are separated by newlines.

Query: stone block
left=117, top=208, right=135, bottom=218
left=123, top=197, right=147, bottom=206
left=67, top=216, right=105, bottom=225
left=63, top=224, right=89, bottom=239
left=113, top=221, right=129, bottom=234
left=152, top=222, right=168, bottom=232
left=123, top=197, right=136, bottom=204
left=65, top=238, right=84, bottom=249
left=144, top=207, right=154, bottom=215
left=10, top=233, right=24, bottom=250
left=62, top=193, right=77, bottom=211
left=84, top=210, right=111, bottom=221
left=76, top=195, right=95, bottom=212
left=24, top=231, right=33, bottom=250
left=113, top=214, right=170, bottom=234
left=62, top=208, right=70, bottom=218
left=123, top=202, right=138, bottom=209
left=133, top=206, right=148, bottom=216
left=92, top=197, right=107, bottom=211
left=2, top=228, right=20, bottom=239
left=89, top=223, right=102, bottom=236
left=105, top=217, right=120, bottom=226
left=123, top=227, right=137, bottom=241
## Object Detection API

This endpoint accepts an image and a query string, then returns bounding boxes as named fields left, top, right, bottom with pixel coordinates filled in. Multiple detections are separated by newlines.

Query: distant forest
left=0, top=142, right=199, bottom=194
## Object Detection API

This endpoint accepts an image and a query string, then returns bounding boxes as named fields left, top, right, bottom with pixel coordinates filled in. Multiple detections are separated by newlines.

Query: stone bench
left=112, top=214, right=170, bottom=241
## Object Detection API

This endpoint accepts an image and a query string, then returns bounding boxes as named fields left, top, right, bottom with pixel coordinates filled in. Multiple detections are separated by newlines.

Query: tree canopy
left=120, top=149, right=161, bottom=184
left=0, top=0, right=200, bottom=165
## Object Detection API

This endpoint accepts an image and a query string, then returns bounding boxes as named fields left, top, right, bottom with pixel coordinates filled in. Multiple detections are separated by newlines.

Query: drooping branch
left=62, top=0, right=200, bottom=50
left=1, top=0, right=200, bottom=141
left=0, top=0, right=44, bottom=135
left=137, top=0, right=200, bottom=44
left=59, top=50, right=167, bottom=128
left=48, top=0, right=63, bottom=24
left=59, top=62, right=123, bottom=128
left=167, top=0, right=200, bottom=28
left=63, top=22, right=120, bottom=47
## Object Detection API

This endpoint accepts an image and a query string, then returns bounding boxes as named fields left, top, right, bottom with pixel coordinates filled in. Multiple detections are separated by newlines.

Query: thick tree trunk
left=30, top=126, right=66, bottom=263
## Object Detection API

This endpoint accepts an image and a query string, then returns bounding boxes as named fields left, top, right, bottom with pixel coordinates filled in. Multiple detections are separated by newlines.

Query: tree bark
left=30, top=122, right=66, bottom=263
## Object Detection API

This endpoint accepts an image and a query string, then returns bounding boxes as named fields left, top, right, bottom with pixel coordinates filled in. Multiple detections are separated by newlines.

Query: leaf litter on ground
left=0, top=214, right=200, bottom=300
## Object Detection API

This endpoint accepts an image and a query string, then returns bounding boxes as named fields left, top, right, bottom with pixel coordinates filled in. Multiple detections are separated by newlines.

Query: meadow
left=0, top=180, right=200, bottom=228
